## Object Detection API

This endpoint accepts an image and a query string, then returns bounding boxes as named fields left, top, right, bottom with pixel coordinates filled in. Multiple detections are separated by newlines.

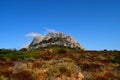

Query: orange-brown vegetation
left=0, top=48, right=120, bottom=80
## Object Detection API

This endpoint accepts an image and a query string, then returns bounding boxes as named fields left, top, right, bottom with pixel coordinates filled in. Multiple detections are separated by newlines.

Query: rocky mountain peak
left=28, top=32, right=85, bottom=50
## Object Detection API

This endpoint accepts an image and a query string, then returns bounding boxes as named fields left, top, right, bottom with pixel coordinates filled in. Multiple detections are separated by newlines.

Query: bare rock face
left=28, top=32, right=85, bottom=50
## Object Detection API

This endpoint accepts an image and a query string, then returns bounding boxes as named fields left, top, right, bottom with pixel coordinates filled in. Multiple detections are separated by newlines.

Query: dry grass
left=0, top=48, right=119, bottom=80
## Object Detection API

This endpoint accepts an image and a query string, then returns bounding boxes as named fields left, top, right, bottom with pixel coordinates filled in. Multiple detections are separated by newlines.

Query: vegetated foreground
left=0, top=47, right=120, bottom=80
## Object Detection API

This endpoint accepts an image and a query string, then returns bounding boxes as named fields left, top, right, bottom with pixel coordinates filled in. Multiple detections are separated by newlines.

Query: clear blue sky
left=0, top=0, right=120, bottom=50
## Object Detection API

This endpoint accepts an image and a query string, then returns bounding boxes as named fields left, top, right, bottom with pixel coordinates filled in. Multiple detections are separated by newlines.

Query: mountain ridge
left=28, top=32, right=85, bottom=50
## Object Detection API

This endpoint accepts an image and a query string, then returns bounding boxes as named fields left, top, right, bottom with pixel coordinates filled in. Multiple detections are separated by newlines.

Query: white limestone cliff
left=28, top=32, right=85, bottom=50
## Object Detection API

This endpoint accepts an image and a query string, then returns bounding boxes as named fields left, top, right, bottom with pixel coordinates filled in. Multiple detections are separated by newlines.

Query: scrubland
left=0, top=48, right=120, bottom=80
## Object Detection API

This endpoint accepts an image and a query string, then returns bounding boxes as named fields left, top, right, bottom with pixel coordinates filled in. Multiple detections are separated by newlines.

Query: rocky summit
left=28, top=32, right=85, bottom=50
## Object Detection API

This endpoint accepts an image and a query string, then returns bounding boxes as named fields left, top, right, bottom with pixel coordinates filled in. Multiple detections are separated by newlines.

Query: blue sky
left=0, top=0, right=120, bottom=50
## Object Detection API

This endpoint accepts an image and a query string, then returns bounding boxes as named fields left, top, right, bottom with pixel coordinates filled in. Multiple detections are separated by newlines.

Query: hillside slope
left=0, top=48, right=120, bottom=80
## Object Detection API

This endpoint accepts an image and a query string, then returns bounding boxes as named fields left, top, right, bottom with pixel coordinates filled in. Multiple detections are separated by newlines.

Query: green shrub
left=58, top=48, right=67, bottom=54
left=0, top=49, right=12, bottom=54
left=111, top=54, right=120, bottom=63
left=19, top=48, right=28, bottom=52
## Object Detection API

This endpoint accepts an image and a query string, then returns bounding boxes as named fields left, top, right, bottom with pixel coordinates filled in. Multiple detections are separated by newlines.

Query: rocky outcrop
left=28, top=32, right=85, bottom=50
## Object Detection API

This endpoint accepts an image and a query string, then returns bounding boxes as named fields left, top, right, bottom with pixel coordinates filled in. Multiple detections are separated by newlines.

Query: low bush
left=111, top=54, right=120, bottom=63
left=12, top=70, right=36, bottom=80
left=46, top=58, right=79, bottom=79
left=57, top=48, right=67, bottom=54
